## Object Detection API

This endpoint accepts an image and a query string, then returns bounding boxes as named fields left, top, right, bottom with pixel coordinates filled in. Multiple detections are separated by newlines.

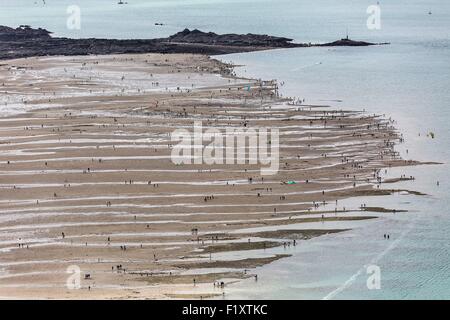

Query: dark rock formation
left=0, top=25, right=387, bottom=60
left=320, top=37, right=387, bottom=47
left=167, top=28, right=301, bottom=48
left=0, top=25, right=51, bottom=41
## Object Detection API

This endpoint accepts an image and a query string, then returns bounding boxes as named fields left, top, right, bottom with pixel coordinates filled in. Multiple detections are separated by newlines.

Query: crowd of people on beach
left=1, top=54, right=424, bottom=298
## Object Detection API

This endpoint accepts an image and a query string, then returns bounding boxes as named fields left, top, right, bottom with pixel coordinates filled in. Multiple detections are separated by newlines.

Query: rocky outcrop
left=0, top=25, right=387, bottom=60
left=320, top=37, right=386, bottom=47
left=0, top=25, right=51, bottom=41
left=167, top=28, right=301, bottom=48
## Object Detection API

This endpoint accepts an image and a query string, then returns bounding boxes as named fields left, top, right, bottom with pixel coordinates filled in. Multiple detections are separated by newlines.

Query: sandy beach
left=0, top=53, right=423, bottom=299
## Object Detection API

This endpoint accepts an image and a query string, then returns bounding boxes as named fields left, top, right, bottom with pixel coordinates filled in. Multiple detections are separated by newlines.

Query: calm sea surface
left=1, top=0, right=449, bottom=299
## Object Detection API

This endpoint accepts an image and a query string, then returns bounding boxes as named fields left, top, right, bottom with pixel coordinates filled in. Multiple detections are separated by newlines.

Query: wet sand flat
left=0, top=53, right=416, bottom=299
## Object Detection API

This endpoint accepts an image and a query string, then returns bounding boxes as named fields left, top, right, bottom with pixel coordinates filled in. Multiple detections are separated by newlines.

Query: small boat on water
left=118, top=1, right=128, bottom=4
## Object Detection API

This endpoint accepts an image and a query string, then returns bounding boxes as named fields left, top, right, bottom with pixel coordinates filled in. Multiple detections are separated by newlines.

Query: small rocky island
left=0, top=25, right=387, bottom=60
left=319, top=36, right=389, bottom=47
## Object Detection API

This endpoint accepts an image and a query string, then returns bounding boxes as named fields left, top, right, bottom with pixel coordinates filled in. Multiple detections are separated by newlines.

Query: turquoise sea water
left=1, top=0, right=449, bottom=299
